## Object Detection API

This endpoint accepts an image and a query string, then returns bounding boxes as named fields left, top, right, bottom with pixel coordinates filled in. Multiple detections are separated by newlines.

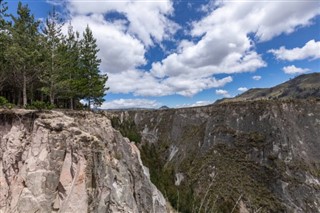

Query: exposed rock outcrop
left=0, top=110, right=168, bottom=213
left=110, top=99, right=320, bottom=213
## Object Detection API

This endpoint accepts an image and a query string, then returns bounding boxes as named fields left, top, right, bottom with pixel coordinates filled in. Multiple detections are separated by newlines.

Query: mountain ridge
left=217, top=72, right=320, bottom=104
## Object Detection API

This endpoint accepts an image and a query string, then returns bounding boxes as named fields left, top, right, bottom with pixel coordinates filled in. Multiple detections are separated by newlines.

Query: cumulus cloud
left=193, top=1, right=320, bottom=42
left=100, top=98, right=160, bottom=109
left=67, top=0, right=179, bottom=47
left=252, top=76, right=262, bottom=81
left=66, top=14, right=146, bottom=74
left=148, top=0, right=319, bottom=95
left=238, top=87, right=248, bottom=92
left=282, top=65, right=310, bottom=74
left=64, top=0, right=319, bottom=98
left=216, top=89, right=231, bottom=98
left=108, top=70, right=232, bottom=97
left=269, top=40, right=320, bottom=61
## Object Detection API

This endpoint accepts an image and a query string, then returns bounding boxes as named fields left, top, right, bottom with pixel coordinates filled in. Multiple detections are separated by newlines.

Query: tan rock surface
left=0, top=110, right=167, bottom=213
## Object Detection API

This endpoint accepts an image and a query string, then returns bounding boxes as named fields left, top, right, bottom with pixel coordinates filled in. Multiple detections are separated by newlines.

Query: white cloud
left=282, top=65, right=310, bottom=74
left=63, top=0, right=320, bottom=98
left=67, top=0, right=179, bottom=47
left=100, top=98, right=160, bottom=109
left=108, top=70, right=232, bottom=97
left=269, top=40, right=320, bottom=61
left=148, top=0, right=320, bottom=94
left=149, top=0, right=320, bottom=93
left=66, top=15, right=146, bottom=74
left=192, top=1, right=320, bottom=42
left=253, top=75, right=262, bottom=81
left=176, top=100, right=212, bottom=108
left=238, top=87, right=248, bottom=92
left=216, top=89, right=231, bottom=98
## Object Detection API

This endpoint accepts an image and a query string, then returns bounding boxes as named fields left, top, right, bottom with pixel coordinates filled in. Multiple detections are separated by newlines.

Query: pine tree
left=60, top=23, right=82, bottom=109
left=41, top=7, right=64, bottom=105
left=0, top=0, right=8, bottom=90
left=0, top=0, right=8, bottom=27
left=79, top=25, right=108, bottom=108
left=5, top=2, right=42, bottom=106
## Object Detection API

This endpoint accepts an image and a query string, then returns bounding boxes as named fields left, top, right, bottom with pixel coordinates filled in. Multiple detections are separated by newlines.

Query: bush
left=0, top=97, right=16, bottom=109
left=26, top=101, right=55, bottom=110
left=0, top=96, right=8, bottom=106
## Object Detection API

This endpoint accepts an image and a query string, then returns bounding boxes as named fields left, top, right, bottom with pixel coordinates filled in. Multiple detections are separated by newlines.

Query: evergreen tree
left=60, top=23, right=81, bottom=109
left=79, top=25, right=108, bottom=108
left=41, top=7, right=64, bottom=105
left=0, top=2, right=109, bottom=109
left=0, top=0, right=8, bottom=90
left=5, top=2, right=42, bottom=106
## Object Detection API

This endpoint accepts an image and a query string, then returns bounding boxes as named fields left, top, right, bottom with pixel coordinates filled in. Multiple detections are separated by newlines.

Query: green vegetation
left=0, top=96, right=8, bottom=106
left=0, top=96, right=14, bottom=109
left=25, top=100, right=55, bottom=110
left=140, top=130, right=286, bottom=213
left=0, top=1, right=108, bottom=109
left=110, top=116, right=141, bottom=143
left=109, top=100, right=320, bottom=212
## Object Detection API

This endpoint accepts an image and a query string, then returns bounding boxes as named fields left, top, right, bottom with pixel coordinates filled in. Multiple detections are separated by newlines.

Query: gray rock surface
left=110, top=99, right=320, bottom=213
left=0, top=110, right=168, bottom=213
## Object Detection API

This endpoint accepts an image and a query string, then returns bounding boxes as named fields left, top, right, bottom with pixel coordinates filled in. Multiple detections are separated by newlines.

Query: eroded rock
left=0, top=110, right=168, bottom=213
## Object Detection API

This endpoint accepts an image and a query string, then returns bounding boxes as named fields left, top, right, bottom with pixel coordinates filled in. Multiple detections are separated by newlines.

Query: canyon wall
left=111, top=100, right=320, bottom=213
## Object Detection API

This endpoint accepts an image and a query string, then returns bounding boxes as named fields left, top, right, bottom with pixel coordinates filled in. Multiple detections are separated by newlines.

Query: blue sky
left=6, top=0, right=320, bottom=109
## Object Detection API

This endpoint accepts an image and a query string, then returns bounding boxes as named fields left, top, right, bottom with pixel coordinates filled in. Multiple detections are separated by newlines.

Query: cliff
left=110, top=99, right=320, bottom=213
left=0, top=110, right=168, bottom=212
left=1, top=74, right=319, bottom=213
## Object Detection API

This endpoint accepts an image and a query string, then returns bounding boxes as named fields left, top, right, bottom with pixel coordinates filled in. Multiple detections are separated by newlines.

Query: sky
left=6, top=0, right=320, bottom=109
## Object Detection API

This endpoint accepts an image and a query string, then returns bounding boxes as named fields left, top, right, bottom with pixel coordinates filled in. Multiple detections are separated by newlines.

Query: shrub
left=0, top=96, right=8, bottom=106
left=26, top=101, right=55, bottom=110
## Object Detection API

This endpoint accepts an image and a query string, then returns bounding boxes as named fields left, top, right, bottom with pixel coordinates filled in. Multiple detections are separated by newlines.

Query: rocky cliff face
left=0, top=110, right=168, bottom=213
left=110, top=99, right=320, bottom=213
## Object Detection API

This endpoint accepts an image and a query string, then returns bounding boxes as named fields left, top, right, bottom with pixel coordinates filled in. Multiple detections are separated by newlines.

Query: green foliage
left=40, top=7, right=65, bottom=104
left=0, top=96, right=15, bottom=109
left=79, top=25, right=108, bottom=108
left=0, top=1, right=108, bottom=109
left=0, top=0, right=9, bottom=90
left=140, top=142, right=197, bottom=213
left=110, top=116, right=141, bottom=143
left=5, top=2, right=42, bottom=106
left=0, top=96, right=8, bottom=106
left=26, top=101, right=55, bottom=110
left=137, top=118, right=286, bottom=213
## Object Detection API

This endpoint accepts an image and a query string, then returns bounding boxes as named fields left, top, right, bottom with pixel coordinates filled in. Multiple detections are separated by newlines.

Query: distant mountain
left=218, top=72, right=320, bottom=103
left=159, top=105, right=169, bottom=109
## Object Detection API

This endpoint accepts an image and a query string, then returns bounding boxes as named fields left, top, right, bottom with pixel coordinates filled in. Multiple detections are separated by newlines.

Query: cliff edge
left=0, top=110, right=168, bottom=213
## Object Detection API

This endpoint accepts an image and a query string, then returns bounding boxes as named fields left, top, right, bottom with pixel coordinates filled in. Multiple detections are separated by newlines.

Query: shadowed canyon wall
left=110, top=100, right=320, bottom=213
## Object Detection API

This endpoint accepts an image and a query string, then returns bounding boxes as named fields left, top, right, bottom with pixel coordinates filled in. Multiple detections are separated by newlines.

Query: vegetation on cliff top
left=0, top=0, right=108, bottom=109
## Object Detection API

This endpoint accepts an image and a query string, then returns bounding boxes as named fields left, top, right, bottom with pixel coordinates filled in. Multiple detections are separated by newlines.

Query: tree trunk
left=50, top=96, right=54, bottom=105
left=70, top=98, right=73, bottom=110
left=23, top=71, right=27, bottom=107
left=50, top=88, right=54, bottom=105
